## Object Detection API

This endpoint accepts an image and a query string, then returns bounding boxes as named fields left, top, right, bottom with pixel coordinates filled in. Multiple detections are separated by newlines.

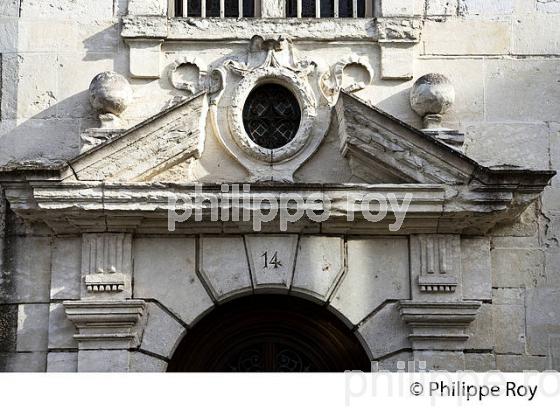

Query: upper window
left=172, top=0, right=256, bottom=17
left=170, top=0, right=371, bottom=17
left=286, top=0, right=366, bottom=17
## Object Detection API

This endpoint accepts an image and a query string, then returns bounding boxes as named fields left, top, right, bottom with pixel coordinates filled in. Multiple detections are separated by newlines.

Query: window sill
left=122, top=15, right=421, bottom=42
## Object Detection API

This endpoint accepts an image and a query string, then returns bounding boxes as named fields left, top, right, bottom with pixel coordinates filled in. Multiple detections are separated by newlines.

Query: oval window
left=242, top=84, right=301, bottom=150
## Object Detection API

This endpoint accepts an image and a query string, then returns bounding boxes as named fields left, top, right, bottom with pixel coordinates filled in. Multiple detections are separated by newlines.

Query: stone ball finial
left=89, top=72, right=133, bottom=128
left=410, top=73, right=455, bottom=129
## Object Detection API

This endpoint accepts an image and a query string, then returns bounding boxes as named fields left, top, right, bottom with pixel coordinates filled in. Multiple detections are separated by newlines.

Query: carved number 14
left=262, top=251, right=282, bottom=269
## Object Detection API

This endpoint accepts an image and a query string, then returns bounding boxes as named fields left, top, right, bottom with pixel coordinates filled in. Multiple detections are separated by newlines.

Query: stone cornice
left=0, top=181, right=553, bottom=234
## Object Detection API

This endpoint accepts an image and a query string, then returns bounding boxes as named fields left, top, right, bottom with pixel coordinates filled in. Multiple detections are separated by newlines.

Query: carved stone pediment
left=0, top=85, right=554, bottom=235
left=64, top=91, right=207, bottom=182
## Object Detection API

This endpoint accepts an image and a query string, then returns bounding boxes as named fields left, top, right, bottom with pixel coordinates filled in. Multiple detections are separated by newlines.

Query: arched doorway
left=168, top=295, right=371, bottom=372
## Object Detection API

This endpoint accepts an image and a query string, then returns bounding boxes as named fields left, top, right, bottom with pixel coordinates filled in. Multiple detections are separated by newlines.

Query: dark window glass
left=206, top=0, right=220, bottom=16
left=177, top=0, right=254, bottom=17
left=286, top=0, right=365, bottom=17
left=243, top=0, right=254, bottom=17
left=187, top=0, right=202, bottom=16
left=339, top=0, right=365, bottom=17
left=175, top=0, right=183, bottom=16
left=286, top=0, right=316, bottom=17
left=225, top=0, right=239, bottom=17
left=242, top=84, right=301, bottom=150
left=320, top=0, right=334, bottom=17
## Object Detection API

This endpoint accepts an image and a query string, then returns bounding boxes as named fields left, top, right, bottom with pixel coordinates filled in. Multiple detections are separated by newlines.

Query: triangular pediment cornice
left=62, top=91, right=207, bottom=182
left=336, top=92, right=480, bottom=185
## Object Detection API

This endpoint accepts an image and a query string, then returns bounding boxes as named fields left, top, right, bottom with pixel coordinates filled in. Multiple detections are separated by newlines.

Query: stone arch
left=132, top=235, right=413, bottom=371
left=167, top=294, right=371, bottom=371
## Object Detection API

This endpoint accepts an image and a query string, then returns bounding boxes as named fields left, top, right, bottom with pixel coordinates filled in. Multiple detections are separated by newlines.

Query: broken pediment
left=0, top=89, right=555, bottom=235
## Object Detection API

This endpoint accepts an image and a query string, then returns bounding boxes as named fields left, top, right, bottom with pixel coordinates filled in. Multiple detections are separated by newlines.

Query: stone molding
left=121, top=14, right=421, bottom=80
left=63, top=300, right=147, bottom=350
left=398, top=301, right=482, bottom=351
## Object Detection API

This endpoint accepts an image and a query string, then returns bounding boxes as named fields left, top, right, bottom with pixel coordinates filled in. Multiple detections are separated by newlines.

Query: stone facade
left=0, top=0, right=559, bottom=372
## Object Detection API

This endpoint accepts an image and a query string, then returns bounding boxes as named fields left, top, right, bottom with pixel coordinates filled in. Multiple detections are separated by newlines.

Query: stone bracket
left=411, top=234, right=462, bottom=300
left=398, top=301, right=481, bottom=351
left=125, top=39, right=164, bottom=79
left=81, top=233, right=133, bottom=299
left=63, top=300, right=147, bottom=350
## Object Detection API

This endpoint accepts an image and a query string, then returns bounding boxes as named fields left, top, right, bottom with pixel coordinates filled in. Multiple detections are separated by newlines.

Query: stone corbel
left=376, top=18, right=422, bottom=80
left=81, top=233, right=133, bottom=299
left=63, top=300, right=147, bottom=349
left=398, top=301, right=481, bottom=350
left=125, top=38, right=164, bottom=79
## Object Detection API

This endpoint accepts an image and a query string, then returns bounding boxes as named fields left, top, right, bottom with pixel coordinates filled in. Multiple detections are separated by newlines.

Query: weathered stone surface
left=48, top=303, right=78, bottom=349
left=245, top=235, right=298, bottom=292
left=380, top=45, right=414, bottom=80
left=0, top=236, right=51, bottom=303
left=493, top=289, right=526, bottom=355
left=47, top=352, right=78, bottom=372
left=292, top=236, right=344, bottom=301
left=128, top=0, right=167, bottom=16
left=465, top=303, right=494, bottom=350
left=0, top=17, right=17, bottom=52
left=20, top=0, right=115, bottom=21
left=461, top=237, right=491, bottom=300
left=537, top=0, right=560, bottom=13
left=330, top=238, right=409, bottom=325
left=414, top=351, right=465, bottom=371
left=0, top=304, right=17, bottom=352
left=491, top=247, right=545, bottom=288
left=375, top=0, right=419, bottom=16
left=495, top=354, right=547, bottom=372
left=465, top=123, right=550, bottom=170
left=376, top=351, right=413, bottom=372
left=199, top=236, right=252, bottom=301
left=357, top=303, right=410, bottom=359
left=525, top=288, right=560, bottom=356
left=513, top=15, right=560, bottom=55
left=485, top=59, right=560, bottom=122
left=129, top=351, right=167, bottom=372
left=0, top=0, right=19, bottom=17
left=0, top=118, right=81, bottom=166
left=50, top=237, right=81, bottom=300
left=141, top=303, right=186, bottom=359
left=460, top=0, right=514, bottom=14
left=16, top=303, right=49, bottom=352
left=133, top=237, right=214, bottom=325
left=422, top=19, right=511, bottom=55
left=0, top=352, right=46, bottom=372
left=465, top=353, right=496, bottom=371
left=78, top=350, right=129, bottom=372
left=427, top=0, right=458, bottom=16
left=17, top=20, right=78, bottom=52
